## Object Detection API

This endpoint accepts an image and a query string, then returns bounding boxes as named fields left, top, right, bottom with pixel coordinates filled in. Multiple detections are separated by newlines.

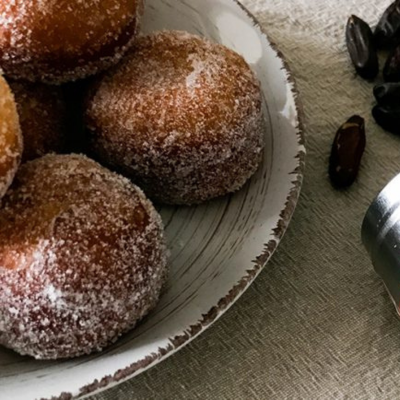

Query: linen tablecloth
left=92, top=0, right=400, bottom=398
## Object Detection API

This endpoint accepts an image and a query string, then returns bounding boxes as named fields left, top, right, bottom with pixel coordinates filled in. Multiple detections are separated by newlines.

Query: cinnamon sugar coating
left=0, top=154, right=167, bottom=359
left=0, top=0, right=144, bottom=84
left=85, top=31, right=265, bottom=205
left=0, top=75, right=22, bottom=200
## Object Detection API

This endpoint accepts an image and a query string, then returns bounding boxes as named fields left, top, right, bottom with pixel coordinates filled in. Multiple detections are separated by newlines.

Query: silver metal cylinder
left=362, top=173, right=400, bottom=313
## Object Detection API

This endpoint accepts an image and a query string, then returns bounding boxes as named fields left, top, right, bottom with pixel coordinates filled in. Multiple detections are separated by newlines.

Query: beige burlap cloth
left=92, top=0, right=400, bottom=398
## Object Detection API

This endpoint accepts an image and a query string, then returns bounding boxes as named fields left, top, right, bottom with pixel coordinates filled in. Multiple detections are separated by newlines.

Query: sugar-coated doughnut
left=9, top=81, right=68, bottom=162
left=85, top=31, right=265, bottom=205
left=0, top=0, right=144, bottom=84
left=0, top=75, right=22, bottom=200
left=0, top=154, right=167, bottom=360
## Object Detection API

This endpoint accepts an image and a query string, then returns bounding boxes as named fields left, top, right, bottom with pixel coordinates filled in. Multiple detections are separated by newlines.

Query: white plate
left=0, top=0, right=305, bottom=398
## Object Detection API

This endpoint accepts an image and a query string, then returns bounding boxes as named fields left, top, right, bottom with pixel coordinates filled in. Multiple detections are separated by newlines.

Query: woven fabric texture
left=92, top=0, right=400, bottom=398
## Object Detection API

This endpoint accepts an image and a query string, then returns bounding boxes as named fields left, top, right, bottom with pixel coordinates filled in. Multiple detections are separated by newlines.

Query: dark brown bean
left=373, top=82, right=400, bottom=105
left=346, top=15, right=379, bottom=80
left=374, top=0, right=400, bottom=48
left=329, top=115, right=366, bottom=188
left=372, top=104, right=400, bottom=134
left=383, top=44, right=400, bottom=81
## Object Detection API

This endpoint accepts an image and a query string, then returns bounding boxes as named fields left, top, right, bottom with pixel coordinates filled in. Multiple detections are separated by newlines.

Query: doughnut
left=0, top=154, right=167, bottom=360
left=0, top=75, right=22, bottom=200
left=9, top=81, right=68, bottom=162
left=0, top=0, right=144, bottom=84
left=85, top=31, right=265, bottom=205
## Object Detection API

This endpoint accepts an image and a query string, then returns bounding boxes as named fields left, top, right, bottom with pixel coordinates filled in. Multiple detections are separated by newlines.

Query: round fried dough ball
left=85, top=31, right=265, bottom=205
left=9, top=81, right=68, bottom=162
left=0, top=154, right=167, bottom=360
left=0, top=0, right=144, bottom=84
left=0, top=75, right=22, bottom=199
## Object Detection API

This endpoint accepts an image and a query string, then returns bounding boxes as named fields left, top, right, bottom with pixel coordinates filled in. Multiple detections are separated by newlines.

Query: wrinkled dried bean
left=372, top=104, right=400, bottom=134
left=329, top=115, right=366, bottom=188
left=346, top=15, right=379, bottom=80
left=373, top=82, right=400, bottom=105
left=384, top=45, right=400, bottom=81
left=375, top=0, right=400, bottom=48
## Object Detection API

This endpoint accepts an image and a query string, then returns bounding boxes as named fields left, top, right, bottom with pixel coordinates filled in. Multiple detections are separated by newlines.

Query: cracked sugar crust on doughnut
left=0, top=0, right=144, bottom=84
left=85, top=30, right=265, bottom=205
left=0, top=75, right=22, bottom=200
left=9, top=80, right=68, bottom=162
left=0, top=154, right=168, bottom=360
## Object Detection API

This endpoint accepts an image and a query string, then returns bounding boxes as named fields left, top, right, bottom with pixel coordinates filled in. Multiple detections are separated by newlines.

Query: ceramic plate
left=0, top=0, right=305, bottom=398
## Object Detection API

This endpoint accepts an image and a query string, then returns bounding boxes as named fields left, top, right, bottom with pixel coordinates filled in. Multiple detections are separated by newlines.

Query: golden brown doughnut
left=9, top=81, right=68, bottom=162
left=0, top=75, right=22, bottom=199
left=85, top=31, right=265, bottom=205
left=0, top=0, right=144, bottom=84
left=0, top=154, right=167, bottom=360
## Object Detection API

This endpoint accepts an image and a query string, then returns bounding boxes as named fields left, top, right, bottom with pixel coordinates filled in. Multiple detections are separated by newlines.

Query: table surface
left=92, top=0, right=400, bottom=398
